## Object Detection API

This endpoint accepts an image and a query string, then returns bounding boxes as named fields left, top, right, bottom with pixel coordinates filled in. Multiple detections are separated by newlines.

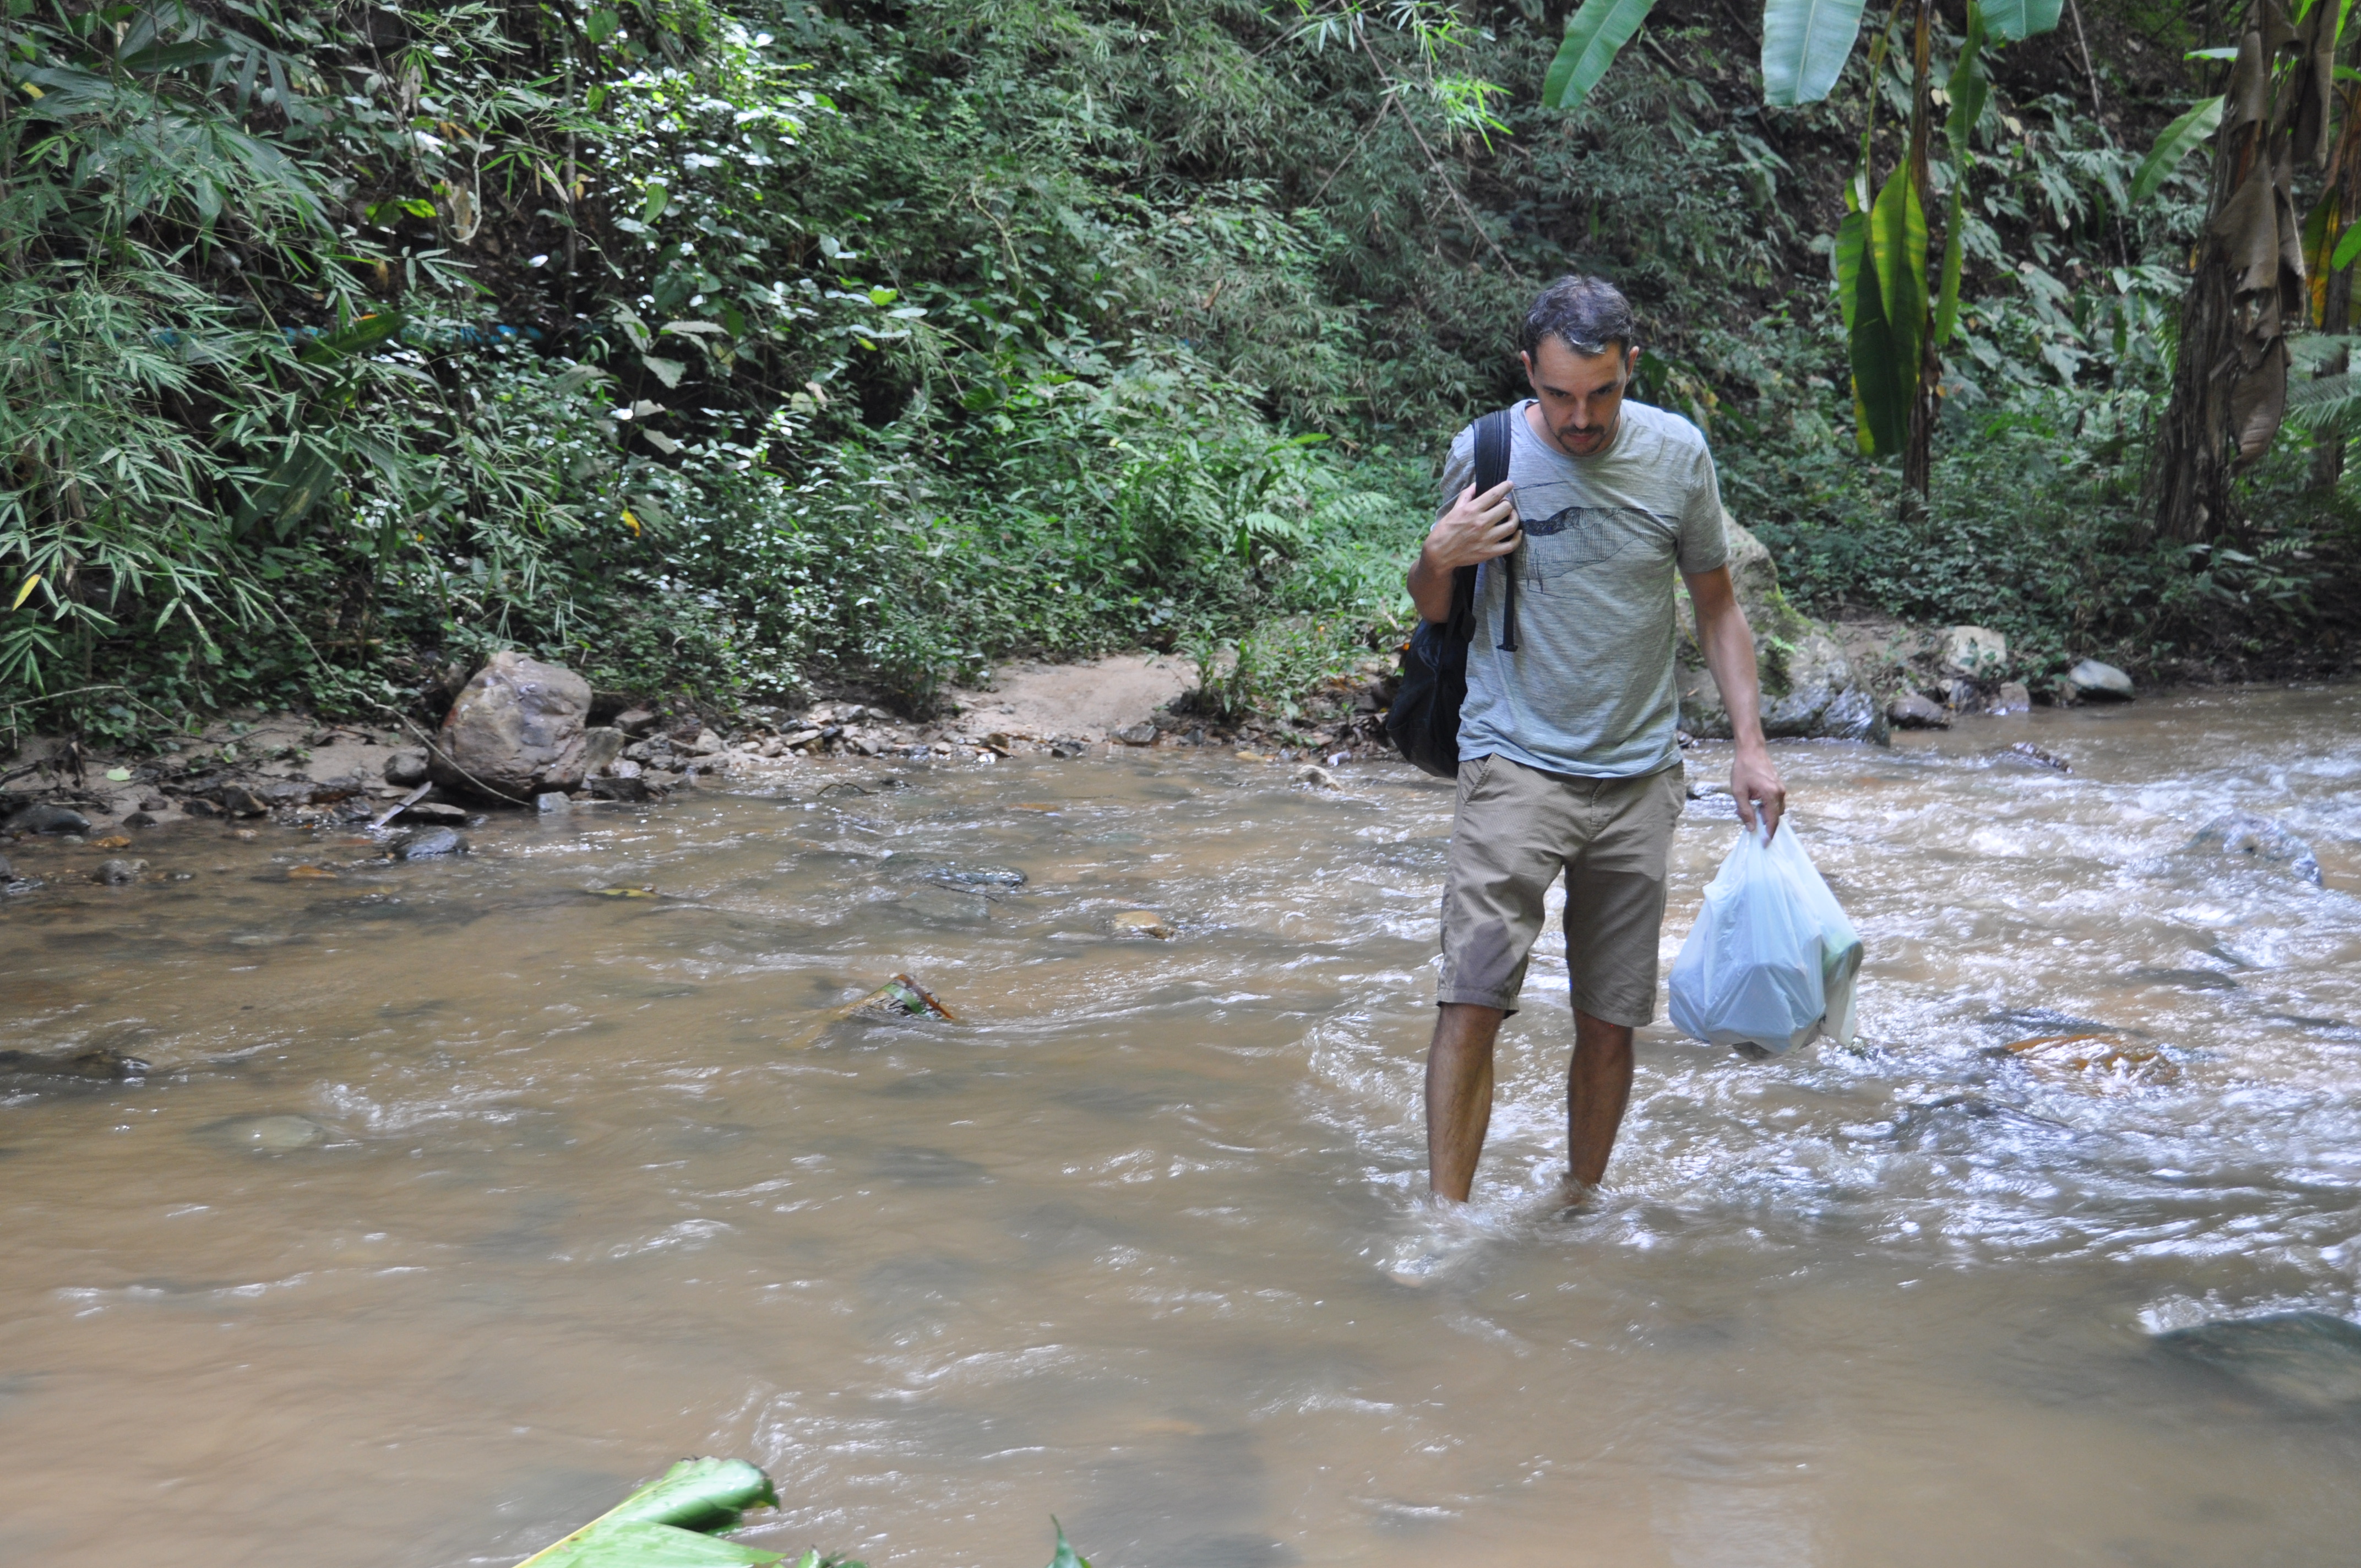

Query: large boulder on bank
left=1677, top=514, right=1889, bottom=744
left=430, top=652, right=592, bottom=802
left=1940, top=625, right=2008, bottom=679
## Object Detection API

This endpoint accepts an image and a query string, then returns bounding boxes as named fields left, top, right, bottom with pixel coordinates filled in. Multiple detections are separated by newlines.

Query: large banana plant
left=1545, top=0, right=2061, bottom=488
left=2145, top=0, right=2346, bottom=540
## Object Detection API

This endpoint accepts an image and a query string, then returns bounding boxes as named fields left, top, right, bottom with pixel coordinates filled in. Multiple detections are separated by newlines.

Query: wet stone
left=6, top=803, right=90, bottom=836
left=1111, top=910, right=1176, bottom=939
left=92, top=858, right=147, bottom=886
left=217, top=784, right=271, bottom=818
left=1887, top=692, right=1949, bottom=729
left=382, top=748, right=431, bottom=787
left=2068, top=657, right=2134, bottom=700
left=121, top=812, right=157, bottom=829
left=388, top=826, right=469, bottom=860
left=2155, top=1311, right=2361, bottom=1410
left=1114, top=721, right=1158, bottom=746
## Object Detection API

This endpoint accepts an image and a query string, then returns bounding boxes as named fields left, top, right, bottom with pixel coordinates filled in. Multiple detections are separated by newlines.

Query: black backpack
left=1384, top=407, right=1521, bottom=777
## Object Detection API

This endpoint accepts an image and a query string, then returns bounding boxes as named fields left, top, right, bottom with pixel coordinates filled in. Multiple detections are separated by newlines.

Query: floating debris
left=787, top=973, right=959, bottom=1049
left=89, top=834, right=133, bottom=850
left=586, top=885, right=659, bottom=899
left=2006, top=742, right=2070, bottom=772
left=285, top=864, right=339, bottom=880
left=850, top=974, right=958, bottom=1020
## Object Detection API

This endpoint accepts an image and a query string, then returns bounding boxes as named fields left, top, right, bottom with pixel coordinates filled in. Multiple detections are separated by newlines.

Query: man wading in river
left=1413, top=275, right=1783, bottom=1205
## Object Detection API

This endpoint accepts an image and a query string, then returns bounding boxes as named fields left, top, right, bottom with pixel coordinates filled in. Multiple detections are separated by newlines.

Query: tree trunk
left=2154, top=257, right=2242, bottom=541
left=1902, top=0, right=1938, bottom=512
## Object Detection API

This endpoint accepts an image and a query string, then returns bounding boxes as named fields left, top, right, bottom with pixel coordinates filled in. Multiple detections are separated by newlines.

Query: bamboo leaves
left=1542, top=0, right=1662, bottom=111
left=1761, top=0, right=1871, bottom=108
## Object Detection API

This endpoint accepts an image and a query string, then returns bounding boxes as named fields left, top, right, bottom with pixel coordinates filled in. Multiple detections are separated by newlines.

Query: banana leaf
left=1542, top=0, right=1661, bottom=111
left=1838, top=209, right=1909, bottom=455
left=518, top=1458, right=784, bottom=1568
left=2131, top=96, right=2225, bottom=205
left=1760, top=0, right=1869, bottom=108
left=1935, top=4, right=1989, bottom=347
left=1871, top=161, right=1927, bottom=389
left=1978, top=0, right=2062, bottom=41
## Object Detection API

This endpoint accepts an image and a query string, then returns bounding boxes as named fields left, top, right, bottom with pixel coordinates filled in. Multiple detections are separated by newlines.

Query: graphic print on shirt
left=1511, top=503, right=1660, bottom=591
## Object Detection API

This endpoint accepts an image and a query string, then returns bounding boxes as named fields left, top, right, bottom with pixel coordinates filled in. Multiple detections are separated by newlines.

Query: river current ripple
left=2, top=684, right=2358, bottom=1566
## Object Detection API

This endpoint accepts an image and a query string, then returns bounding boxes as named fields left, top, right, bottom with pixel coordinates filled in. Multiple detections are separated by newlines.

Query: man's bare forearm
left=1407, top=547, right=1456, bottom=624
left=1698, top=603, right=1768, bottom=756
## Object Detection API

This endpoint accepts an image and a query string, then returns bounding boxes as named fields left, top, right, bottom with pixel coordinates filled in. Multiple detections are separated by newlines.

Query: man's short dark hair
left=1521, top=275, right=1635, bottom=360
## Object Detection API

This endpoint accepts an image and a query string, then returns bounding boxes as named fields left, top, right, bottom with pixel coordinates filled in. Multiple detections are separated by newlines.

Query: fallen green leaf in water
left=1047, top=1518, right=1090, bottom=1568
left=515, top=1457, right=782, bottom=1568
left=587, top=885, right=660, bottom=899
left=105, top=766, right=132, bottom=782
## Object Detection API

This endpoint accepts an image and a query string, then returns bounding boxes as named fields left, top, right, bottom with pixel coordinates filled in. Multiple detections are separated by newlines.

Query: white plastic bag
left=1668, top=817, right=1863, bottom=1058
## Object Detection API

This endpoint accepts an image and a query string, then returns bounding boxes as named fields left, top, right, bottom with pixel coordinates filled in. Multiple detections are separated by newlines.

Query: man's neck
left=1524, top=398, right=1620, bottom=461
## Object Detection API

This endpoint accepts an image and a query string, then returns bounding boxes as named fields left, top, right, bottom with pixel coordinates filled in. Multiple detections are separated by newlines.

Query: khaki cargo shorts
left=1437, top=753, right=1686, bottom=1026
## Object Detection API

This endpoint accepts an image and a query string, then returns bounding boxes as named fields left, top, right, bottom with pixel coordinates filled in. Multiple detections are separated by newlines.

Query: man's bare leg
left=1426, top=1002, right=1505, bottom=1202
left=1567, top=1009, right=1635, bottom=1191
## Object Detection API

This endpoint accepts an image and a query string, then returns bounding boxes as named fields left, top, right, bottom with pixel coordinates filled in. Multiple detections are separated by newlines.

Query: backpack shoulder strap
left=1447, top=407, right=1519, bottom=646
left=1472, top=408, right=1519, bottom=652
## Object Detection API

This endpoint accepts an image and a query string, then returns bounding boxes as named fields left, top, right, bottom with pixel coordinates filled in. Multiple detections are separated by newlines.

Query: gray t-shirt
left=1436, top=399, right=1727, bottom=778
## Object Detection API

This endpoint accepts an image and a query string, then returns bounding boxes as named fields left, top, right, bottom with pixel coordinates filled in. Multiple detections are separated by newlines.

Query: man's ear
left=1625, top=346, right=1642, bottom=383
left=1519, top=350, right=1535, bottom=381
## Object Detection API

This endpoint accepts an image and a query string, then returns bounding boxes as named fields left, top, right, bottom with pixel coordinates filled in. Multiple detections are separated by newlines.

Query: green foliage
left=1761, top=0, right=1873, bottom=108
left=0, top=0, right=2344, bottom=745
left=518, top=1457, right=783, bottom=1568
left=1543, top=0, right=1662, bottom=112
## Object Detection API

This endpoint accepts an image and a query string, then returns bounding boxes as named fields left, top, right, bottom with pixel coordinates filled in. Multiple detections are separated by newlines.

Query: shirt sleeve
left=1437, top=424, right=1476, bottom=520
left=1674, top=433, right=1729, bottom=575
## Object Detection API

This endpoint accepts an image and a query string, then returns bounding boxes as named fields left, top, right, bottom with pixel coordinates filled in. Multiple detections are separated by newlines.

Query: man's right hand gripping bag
left=1668, top=819, right=1863, bottom=1059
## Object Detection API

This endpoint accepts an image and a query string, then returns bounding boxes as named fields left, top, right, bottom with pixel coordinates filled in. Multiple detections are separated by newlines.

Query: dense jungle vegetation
left=1, top=0, right=2353, bottom=741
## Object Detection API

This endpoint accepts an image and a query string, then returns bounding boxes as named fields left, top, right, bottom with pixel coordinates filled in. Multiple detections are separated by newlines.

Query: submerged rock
left=212, top=1114, right=329, bottom=1153
left=0, top=1046, right=149, bottom=1084
left=93, top=858, right=147, bottom=885
left=2006, top=741, right=2070, bottom=773
left=431, top=650, right=594, bottom=801
left=1111, top=910, right=1176, bottom=939
left=388, top=826, right=469, bottom=860
left=6, top=802, right=90, bottom=836
left=1294, top=764, right=1340, bottom=788
left=925, top=866, right=1027, bottom=889
left=2155, top=1311, right=2361, bottom=1409
left=2186, top=810, right=2321, bottom=885
left=2068, top=658, right=2134, bottom=700
left=1676, top=515, right=1888, bottom=744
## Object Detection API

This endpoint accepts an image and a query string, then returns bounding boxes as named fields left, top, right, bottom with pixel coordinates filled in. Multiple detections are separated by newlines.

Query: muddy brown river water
left=5, top=685, right=2361, bottom=1567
